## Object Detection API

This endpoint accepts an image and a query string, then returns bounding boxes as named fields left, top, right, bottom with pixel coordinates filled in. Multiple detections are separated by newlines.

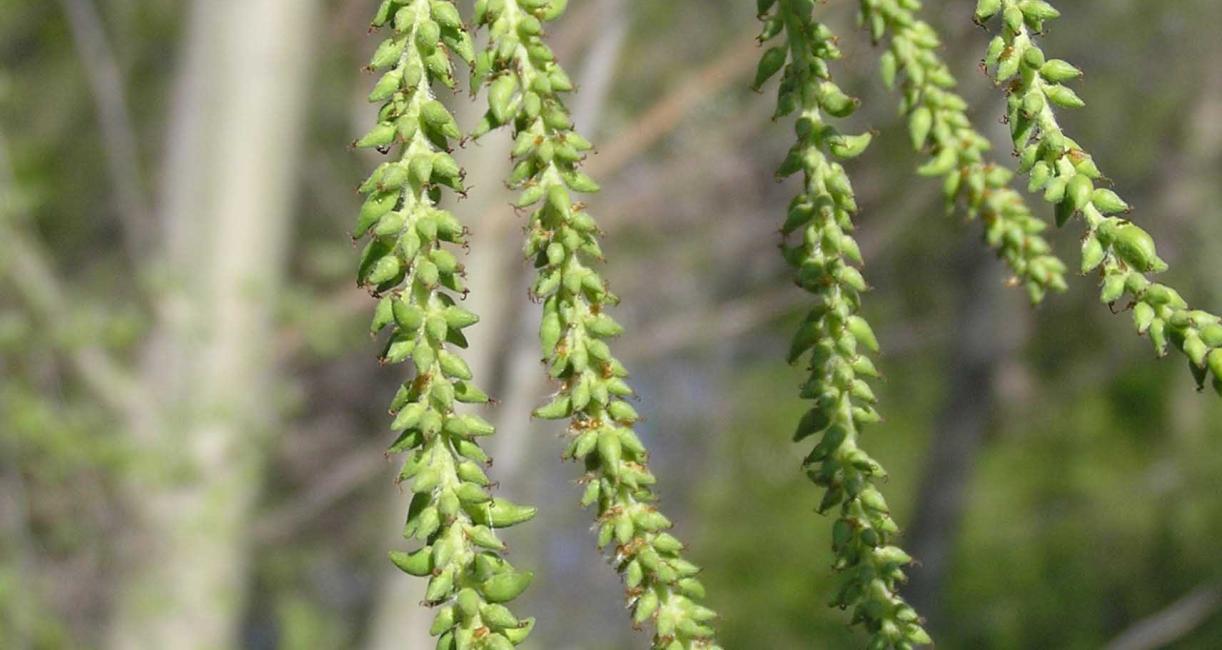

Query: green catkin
left=468, top=1, right=722, bottom=648
left=976, top=0, right=1222, bottom=395
left=355, top=1, right=536, bottom=647
left=756, top=1, right=931, bottom=648
left=857, top=0, right=1068, bottom=304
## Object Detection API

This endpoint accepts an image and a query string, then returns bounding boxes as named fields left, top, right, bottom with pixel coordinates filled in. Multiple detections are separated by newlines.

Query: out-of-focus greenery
left=1, top=0, right=1219, bottom=648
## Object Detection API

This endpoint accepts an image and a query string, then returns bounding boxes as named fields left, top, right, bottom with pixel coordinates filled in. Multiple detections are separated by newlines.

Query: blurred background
left=2, top=0, right=1221, bottom=648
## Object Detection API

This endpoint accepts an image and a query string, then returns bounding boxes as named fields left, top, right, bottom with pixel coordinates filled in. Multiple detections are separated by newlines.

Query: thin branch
left=569, top=0, right=629, bottom=135
left=586, top=28, right=761, bottom=177
left=0, top=132, right=137, bottom=413
left=57, top=0, right=153, bottom=257
left=1105, top=585, right=1222, bottom=650
left=252, top=441, right=390, bottom=544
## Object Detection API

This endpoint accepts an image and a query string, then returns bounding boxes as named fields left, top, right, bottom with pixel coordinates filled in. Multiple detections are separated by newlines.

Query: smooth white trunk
left=108, top=1, right=319, bottom=648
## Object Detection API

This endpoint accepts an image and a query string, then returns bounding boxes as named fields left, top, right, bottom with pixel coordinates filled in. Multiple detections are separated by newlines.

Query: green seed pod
left=847, top=316, right=880, bottom=352
left=1112, top=223, right=1160, bottom=273
left=370, top=37, right=406, bottom=69
left=1002, top=5, right=1024, bottom=34
left=1066, top=174, right=1093, bottom=213
left=1208, top=349, right=1222, bottom=381
left=392, top=300, right=425, bottom=331
left=481, top=603, right=519, bottom=630
left=1100, top=273, right=1127, bottom=304
left=1021, top=90, right=1045, bottom=117
left=1132, top=302, right=1156, bottom=334
left=1044, top=84, right=1085, bottom=109
left=1091, top=188, right=1129, bottom=214
left=356, top=122, right=398, bottom=149
left=424, top=568, right=453, bottom=602
left=1078, top=236, right=1105, bottom=275
left=1200, top=324, right=1222, bottom=348
left=1040, top=58, right=1082, bottom=82
left=369, top=69, right=404, bottom=102
left=975, top=0, right=1002, bottom=20
left=503, top=618, right=535, bottom=644
left=430, top=606, right=456, bottom=636
left=480, top=498, right=537, bottom=528
left=829, top=132, right=873, bottom=159
left=420, top=100, right=461, bottom=139
left=1022, top=1, right=1061, bottom=21
left=634, top=590, right=660, bottom=624
left=754, top=46, right=787, bottom=90
left=908, top=106, right=933, bottom=149
left=480, top=571, right=534, bottom=604
left=389, top=548, right=433, bottom=577
left=819, top=82, right=858, bottom=118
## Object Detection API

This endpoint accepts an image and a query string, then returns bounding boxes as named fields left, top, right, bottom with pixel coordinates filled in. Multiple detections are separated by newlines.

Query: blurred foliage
left=1, top=0, right=1219, bottom=648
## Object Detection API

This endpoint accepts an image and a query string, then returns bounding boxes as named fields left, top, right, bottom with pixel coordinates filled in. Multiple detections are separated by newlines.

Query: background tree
left=1, top=0, right=1220, bottom=648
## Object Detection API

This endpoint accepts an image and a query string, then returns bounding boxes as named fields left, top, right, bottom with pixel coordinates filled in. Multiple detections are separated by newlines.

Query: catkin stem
left=858, top=0, right=1068, bottom=304
left=754, top=0, right=932, bottom=647
left=353, top=1, right=537, bottom=647
left=976, top=0, right=1222, bottom=394
left=469, top=1, right=723, bottom=648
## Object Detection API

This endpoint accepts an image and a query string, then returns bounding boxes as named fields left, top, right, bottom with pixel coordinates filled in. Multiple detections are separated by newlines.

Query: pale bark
left=57, top=0, right=152, bottom=258
left=107, top=1, right=320, bottom=648
left=1104, top=585, right=1221, bottom=650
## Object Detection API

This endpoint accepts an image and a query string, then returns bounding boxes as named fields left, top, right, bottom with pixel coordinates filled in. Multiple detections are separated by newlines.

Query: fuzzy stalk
left=467, top=1, right=722, bottom=648
left=354, top=1, right=536, bottom=647
left=754, top=0, right=931, bottom=647
left=857, top=0, right=1067, bottom=304
left=975, top=0, right=1222, bottom=394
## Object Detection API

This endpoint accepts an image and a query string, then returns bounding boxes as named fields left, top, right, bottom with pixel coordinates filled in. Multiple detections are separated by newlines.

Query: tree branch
left=0, top=132, right=137, bottom=414
left=586, top=27, right=760, bottom=178
left=57, top=0, right=153, bottom=258
left=1105, top=585, right=1222, bottom=650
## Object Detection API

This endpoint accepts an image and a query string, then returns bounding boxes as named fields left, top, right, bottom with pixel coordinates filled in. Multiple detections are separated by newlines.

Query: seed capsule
left=1111, top=223, right=1161, bottom=273
left=389, top=547, right=433, bottom=577
left=480, top=571, right=534, bottom=604
left=975, top=0, right=1002, bottom=20
left=754, top=47, right=787, bottom=90
left=909, top=107, right=933, bottom=149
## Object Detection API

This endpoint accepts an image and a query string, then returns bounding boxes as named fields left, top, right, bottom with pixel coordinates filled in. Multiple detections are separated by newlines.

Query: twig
left=586, top=28, right=761, bottom=177
left=1105, top=585, right=1222, bottom=650
left=57, top=0, right=153, bottom=257
left=569, top=0, right=629, bottom=135
left=0, top=132, right=137, bottom=414
left=252, top=441, right=391, bottom=544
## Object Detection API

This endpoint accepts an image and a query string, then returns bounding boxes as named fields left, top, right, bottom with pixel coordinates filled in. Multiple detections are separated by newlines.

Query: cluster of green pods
left=859, top=0, right=1068, bottom=304
left=358, top=1, right=537, bottom=648
left=467, top=1, right=723, bottom=648
left=978, top=0, right=1222, bottom=394
left=756, top=1, right=931, bottom=648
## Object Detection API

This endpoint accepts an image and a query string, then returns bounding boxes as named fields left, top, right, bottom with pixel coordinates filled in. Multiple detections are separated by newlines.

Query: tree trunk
left=107, top=1, right=319, bottom=648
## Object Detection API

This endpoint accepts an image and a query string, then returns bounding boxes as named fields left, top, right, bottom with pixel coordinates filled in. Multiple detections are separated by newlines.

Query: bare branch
left=569, top=0, right=629, bottom=135
left=0, top=132, right=138, bottom=414
left=57, top=0, right=153, bottom=257
left=586, top=28, right=760, bottom=178
left=1105, top=585, right=1222, bottom=650
left=252, top=441, right=391, bottom=544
